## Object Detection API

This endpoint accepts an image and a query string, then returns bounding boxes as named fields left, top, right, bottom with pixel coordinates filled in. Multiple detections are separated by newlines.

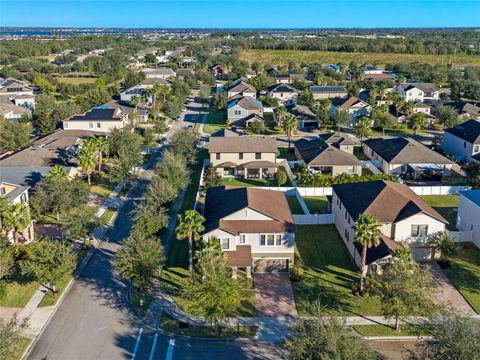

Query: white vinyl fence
left=409, top=185, right=471, bottom=196
left=361, top=160, right=382, bottom=175
left=293, top=214, right=334, bottom=225
left=448, top=230, right=473, bottom=243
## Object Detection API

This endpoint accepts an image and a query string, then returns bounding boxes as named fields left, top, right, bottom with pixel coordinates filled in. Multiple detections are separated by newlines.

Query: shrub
left=294, top=169, right=396, bottom=187
left=289, top=266, right=305, bottom=282
left=275, top=168, right=288, bottom=186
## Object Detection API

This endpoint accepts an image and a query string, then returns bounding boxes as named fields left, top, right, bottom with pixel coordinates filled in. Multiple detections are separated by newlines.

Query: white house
left=456, top=190, right=480, bottom=249
left=143, top=67, right=175, bottom=79
left=363, top=137, right=453, bottom=180
left=202, top=186, right=296, bottom=275
left=0, top=102, right=31, bottom=120
left=396, top=83, right=440, bottom=102
left=443, top=120, right=480, bottom=163
left=266, top=83, right=298, bottom=105
left=63, top=106, right=129, bottom=133
left=331, top=96, right=371, bottom=120
left=332, top=180, right=448, bottom=269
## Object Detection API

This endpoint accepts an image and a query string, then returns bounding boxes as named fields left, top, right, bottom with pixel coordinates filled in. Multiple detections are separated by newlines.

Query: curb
left=363, top=336, right=433, bottom=341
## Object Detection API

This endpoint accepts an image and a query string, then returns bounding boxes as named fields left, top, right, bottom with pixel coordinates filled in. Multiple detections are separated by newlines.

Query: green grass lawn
left=293, top=225, right=381, bottom=316
left=160, top=313, right=257, bottom=338
left=203, top=110, right=226, bottom=134
left=287, top=196, right=304, bottom=214
left=442, top=243, right=480, bottom=314
left=420, top=195, right=459, bottom=231
left=57, top=77, right=97, bottom=85
left=0, top=267, right=39, bottom=308
left=131, top=284, right=153, bottom=317
left=8, top=336, right=32, bottom=360
left=278, top=147, right=297, bottom=161
left=89, top=176, right=115, bottom=197
left=303, top=196, right=329, bottom=214
left=353, top=147, right=369, bottom=161
left=352, top=324, right=425, bottom=337
left=441, top=170, right=468, bottom=186
left=362, top=168, right=374, bottom=176
left=100, top=207, right=116, bottom=225
left=160, top=267, right=256, bottom=317
left=220, top=177, right=277, bottom=187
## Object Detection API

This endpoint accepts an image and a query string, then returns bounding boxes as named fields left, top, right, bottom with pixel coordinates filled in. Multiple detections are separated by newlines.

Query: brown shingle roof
left=225, top=245, right=252, bottom=267
left=336, top=96, right=369, bottom=110
left=227, top=81, right=256, bottom=95
left=332, top=180, right=447, bottom=224
left=208, top=136, right=276, bottom=154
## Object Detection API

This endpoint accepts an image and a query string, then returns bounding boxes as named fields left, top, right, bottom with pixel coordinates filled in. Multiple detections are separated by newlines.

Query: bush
left=275, top=168, right=288, bottom=186
left=289, top=266, right=305, bottom=282
left=294, top=169, right=396, bottom=187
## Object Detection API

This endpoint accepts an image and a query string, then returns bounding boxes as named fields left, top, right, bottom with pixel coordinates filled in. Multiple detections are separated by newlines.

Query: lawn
left=263, top=112, right=282, bottom=135
left=203, top=110, right=226, bottom=135
left=241, top=49, right=480, bottom=67
left=442, top=243, right=480, bottom=314
left=57, top=77, right=97, bottom=85
left=130, top=283, right=153, bottom=317
left=89, top=175, right=115, bottom=197
left=441, top=170, right=468, bottom=186
left=100, top=207, right=116, bottom=225
left=160, top=267, right=256, bottom=317
left=303, top=196, right=329, bottom=214
left=420, top=195, right=459, bottom=231
left=352, top=324, right=425, bottom=337
left=287, top=196, right=304, bottom=214
left=160, top=313, right=257, bottom=338
left=8, top=336, right=32, bottom=360
left=353, top=147, right=369, bottom=161
left=0, top=267, right=39, bottom=308
left=220, top=177, right=277, bottom=187
left=167, top=149, right=207, bottom=267
left=278, top=147, right=297, bottom=161
left=362, top=168, right=374, bottom=176
left=293, top=225, right=381, bottom=316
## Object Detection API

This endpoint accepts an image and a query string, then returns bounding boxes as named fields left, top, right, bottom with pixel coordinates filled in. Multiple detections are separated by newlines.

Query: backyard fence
left=361, top=160, right=382, bottom=175
left=293, top=214, right=334, bottom=225
left=448, top=230, right=473, bottom=243
left=409, top=185, right=471, bottom=196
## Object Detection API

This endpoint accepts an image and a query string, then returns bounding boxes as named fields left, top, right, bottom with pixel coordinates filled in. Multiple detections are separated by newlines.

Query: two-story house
left=294, top=138, right=362, bottom=176
left=266, top=83, right=298, bottom=105
left=279, top=104, right=317, bottom=130
left=63, top=106, right=129, bottom=133
left=331, top=97, right=371, bottom=120
left=0, top=78, right=36, bottom=110
left=202, top=186, right=296, bottom=275
left=227, top=97, right=264, bottom=129
left=0, top=180, right=34, bottom=244
left=443, top=119, right=480, bottom=163
left=226, top=80, right=256, bottom=99
left=310, top=86, right=348, bottom=100
left=332, top=180, right=447, bottom=269
left=208, top=136, right=278, bottom=179
left=396, top=83, right=440, bottom=102
left=363, top=137, right=453, bottom=180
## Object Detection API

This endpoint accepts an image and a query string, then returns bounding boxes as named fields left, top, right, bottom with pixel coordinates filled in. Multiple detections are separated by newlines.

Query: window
left=239, top=153, right=243, bottom=160
left=239, top=234, right=246, bottom=244
left=347, top=166, right=355, bottom=175
left=216, top=153, right=220, bottom=160
left=234, top=110, right=241, bottom=115
left=89, top=122, right=93, bottom=128
left=260, top=234, right=266, bottom=245
left=267, top=234, right=275, bottom=246
left=464, top=142, right=467, bottom=149
left=474, top=145, right=480, bottom=153
left=97, top=122, right=101, bottom=128
left=255, top=153, right=261, bottom=160
left=276, top=234, right=282, bottom=245
left=221, top=238, right=229, bottom=250
left=411, top=225, right=428, bottom=237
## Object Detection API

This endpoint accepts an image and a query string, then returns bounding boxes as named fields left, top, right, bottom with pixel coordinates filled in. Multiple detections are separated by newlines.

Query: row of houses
left=0, top=77, right=36, bottom=120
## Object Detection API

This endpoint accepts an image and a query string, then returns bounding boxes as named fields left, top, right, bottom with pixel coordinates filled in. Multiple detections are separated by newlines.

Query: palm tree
left=354, top=117, right=372, bottom=144
left=141, top=88, right=153, bottom=107
left=276, top=106, right=287, bottom=124
left=410, top=112, right=427, bottom=135
left=282, top=113, right=297, bottom=149
left=1, top=202, right=31, bottom=247
left=47, top=165, right=66, bottom=178
left=130, top=95, right=141, bottom=113
left=175, top=210, right=205, bottom=277
left=402, top=101, right=415, bottom=118
left=95, top=137, right=109, bottom=172
left=354, top=214, right=382, bottom=293
left=78, top=139, right=98, bottom=185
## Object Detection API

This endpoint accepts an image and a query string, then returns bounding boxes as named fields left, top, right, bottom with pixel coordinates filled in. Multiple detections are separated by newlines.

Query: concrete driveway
left=254, top=273, right=298, bottom=317
left=430, top=261, right=475, bottom=315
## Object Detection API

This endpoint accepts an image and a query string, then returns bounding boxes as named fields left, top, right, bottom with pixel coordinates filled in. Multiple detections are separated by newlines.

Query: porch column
left=232, top=266, right=238, bottom=279
left=244, top=168, right=247, bottom=178
left=259, top=168, right=263, bottom=179
left=246, top=266, right=252, bottom=278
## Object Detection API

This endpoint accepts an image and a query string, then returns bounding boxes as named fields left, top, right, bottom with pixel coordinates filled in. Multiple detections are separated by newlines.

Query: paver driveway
left=254, top=273, right=298, bottom=317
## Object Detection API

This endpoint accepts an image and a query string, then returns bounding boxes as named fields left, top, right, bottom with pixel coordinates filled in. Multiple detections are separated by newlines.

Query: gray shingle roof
left=295, top=138, right=361, bottom=166
left=444, top=120, right=480, bottom=144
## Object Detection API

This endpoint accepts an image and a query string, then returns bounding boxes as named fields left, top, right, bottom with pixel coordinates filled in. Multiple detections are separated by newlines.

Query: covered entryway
left=254, top=273, right=297, bottom=317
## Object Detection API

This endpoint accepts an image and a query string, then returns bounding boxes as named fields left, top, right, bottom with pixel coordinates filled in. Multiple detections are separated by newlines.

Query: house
left=413, top=102, right=433, bottom=116
left=201, top=186, right=296, bottom=275
left=445, top=101, right=480, bottom=120
left=0, top=129, right=100, bottom=186
left=0, top=180, right=34, bottom=244
left=63, top=106, right=129, bottom=133
left=443, top=120, right=480, bottom=163
left=175, top=69, right=194, bottom=80
left=456, top=190, right=480, bottom=249
left=324, top=64, right=341, bottom=73
left=267, top=83, right=298, bottom=105
left=332, top=180, right=448, bottom=269
left=119, top=85, right=152, bottom=104
left=310, top=86, right=348, bottom=100
left=209, top=64, right=224, bottom=78
left=318, top=132, right=360, bottom=154
left=364, top=73, right=394, bottom=82
left=359, top=64, right=384, bottom=75
left=294, top=138, right=362, bottom=176
left=227, top=97, right=263, bottom=128
left=226, top=80, right=256, bottom=99
left=104, top=100, right=149, bottom=123
left=396, top=83, right=440, bottom=102
left=0, top=102, right=31, bottom=120
left=208, top=136, right=278, bottom=179
left=0, top=78, right=35, bottom=109
left=143, top=67, right=175, bottom=79
left=363, top=137, right=453, bottom=180
left=331, top=97, right=371, bottom=120
left=277, top=104, right=317, bottom=130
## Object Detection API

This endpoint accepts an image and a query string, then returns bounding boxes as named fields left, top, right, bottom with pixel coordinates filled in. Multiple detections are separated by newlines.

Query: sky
left=1, top=1, right=479, bottom=29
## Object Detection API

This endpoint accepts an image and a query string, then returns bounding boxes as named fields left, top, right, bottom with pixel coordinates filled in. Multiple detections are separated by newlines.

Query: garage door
left=411, top=246, right=435, bottom=262
left=253, top=259, right=289, bottom=272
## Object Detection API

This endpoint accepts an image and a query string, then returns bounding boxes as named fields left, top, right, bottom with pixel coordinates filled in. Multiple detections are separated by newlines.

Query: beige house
left=294, top=138, right=362, bottom=176
left=267, top=83, right=298, bottom=105
left=143, top=67, right=175, bottom=79
left=208, top=136, right=278, bottom=179
left=226, top=80, right=256, bottom=99
left=310, top=86, right=348, bottom=100
left=63, top=106, right=129, bottom=133
left=332, top=180, right=447, bottom=269
left=202, top=186, right=295, bottom=275
left=318, top=132, right=360, bottom=154
left=363, top=137, right=453, bottom=180
left=0, top=181, right=34, bottom=244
